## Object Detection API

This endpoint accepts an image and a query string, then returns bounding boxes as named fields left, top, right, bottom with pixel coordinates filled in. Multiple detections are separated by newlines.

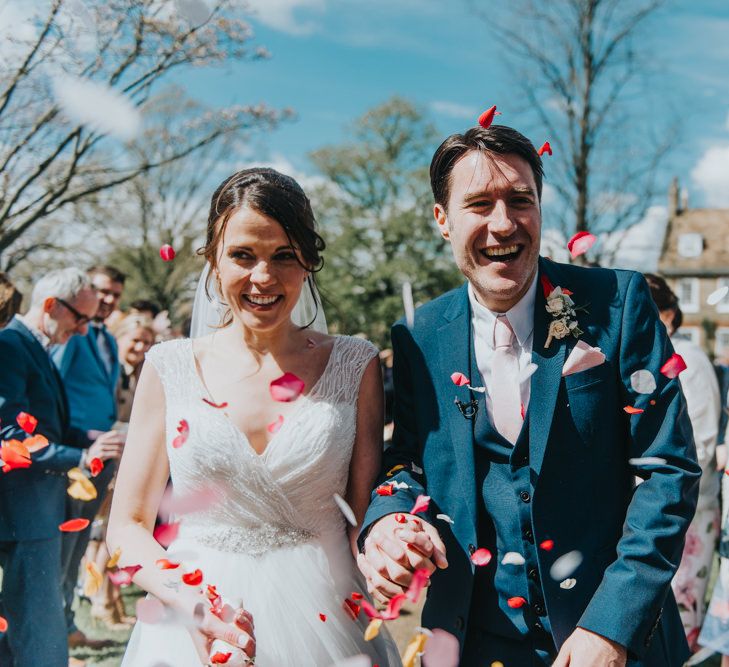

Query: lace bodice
left=145, top=335, right=378, bottom=556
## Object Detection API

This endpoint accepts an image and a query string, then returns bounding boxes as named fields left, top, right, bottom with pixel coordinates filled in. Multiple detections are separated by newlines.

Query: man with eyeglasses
left=52, top=265, right=127, bottom=651
left=0, top=268, right=125, bottom=667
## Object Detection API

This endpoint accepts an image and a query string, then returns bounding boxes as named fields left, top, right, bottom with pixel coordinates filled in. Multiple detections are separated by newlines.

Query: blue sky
left=177, top=0, right=729, bottom=217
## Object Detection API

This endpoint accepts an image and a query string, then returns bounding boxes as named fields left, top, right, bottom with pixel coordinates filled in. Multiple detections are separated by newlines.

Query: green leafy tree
left=310, top=97, right=462, bottom=347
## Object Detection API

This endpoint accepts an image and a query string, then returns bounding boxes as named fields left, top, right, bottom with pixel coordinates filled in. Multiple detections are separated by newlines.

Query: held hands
left=86, top=429, right=125, bottom=463
left=186, top=602, right=255, bottom=666
left=357, top=513, right=448, bottom=604
left=553, top=628, right=627, bottom=667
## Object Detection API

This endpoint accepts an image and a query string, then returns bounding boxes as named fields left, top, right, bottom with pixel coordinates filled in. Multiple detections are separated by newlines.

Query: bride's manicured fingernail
left=238, top=633, right=249, bottom=647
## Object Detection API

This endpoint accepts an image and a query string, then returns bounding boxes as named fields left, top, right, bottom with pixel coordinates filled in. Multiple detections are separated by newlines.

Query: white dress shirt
left=468, top=274, right=538, bottom=429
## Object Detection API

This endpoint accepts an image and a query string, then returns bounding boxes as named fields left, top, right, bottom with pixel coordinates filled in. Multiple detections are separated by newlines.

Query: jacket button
left=524, top=528, right=534, bottom=543
left=454, top=616, right=464, bottom=631
left=533, top=602, right=545, bottom=616
left=528, top=568, right=539, bottom=581
left=520, top=491, right=531, bottom=503
left=468, top=544, right=476, bottom=555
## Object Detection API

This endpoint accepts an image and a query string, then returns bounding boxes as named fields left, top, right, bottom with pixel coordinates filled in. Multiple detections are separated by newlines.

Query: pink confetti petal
left=660, top=353, right=687, bottom=379
left=136, top=597, right=166, bottom=624
left=381, top=593, right=407, bottom=620
left=108, top=564, right=142, bottom=587
left=153, top=522, right=180, bottom=547
left=406, top=568, right=431, bottom=604
left=470, top=548, right=492, bottom=566
left=630, top=369, right=656, bottom=394
left=708, top=286, right=729, bottom=306
left=159, top=244, right=176, bottom=261
left=410, top=495, right=431, bottom=514
left=333, top=493, right=357, bottom=526
left=269, top=372, right=305, bottom=402
left=421, top=628, right=460, bottom=667
left=450, top=372, right=469, bottom=386
left=567, top=231, right=596, bottom=259
left=172, top=419, right=189, bottom=449
left=267, top=415, right=284, bottom=434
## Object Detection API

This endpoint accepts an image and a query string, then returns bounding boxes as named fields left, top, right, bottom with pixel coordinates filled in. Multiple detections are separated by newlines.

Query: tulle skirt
left=121, top=529, right=401, bottom=667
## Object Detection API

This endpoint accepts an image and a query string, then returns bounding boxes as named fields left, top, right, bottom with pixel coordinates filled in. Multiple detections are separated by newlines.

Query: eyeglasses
left=55, top=298, right=92, bottom=326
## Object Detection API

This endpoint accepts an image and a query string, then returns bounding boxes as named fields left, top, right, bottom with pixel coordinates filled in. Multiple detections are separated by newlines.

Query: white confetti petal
left=403, top=281, right=415, bottom=329
left=467, top=384, right=486, bottom=393
left=436, top=513, right=455, bottom=525
left=549, top=550, right=583, bottom=580
left=175, top=0, right=211, bottom=25
left=708, top=286, right=729, bottom=306
left=412, top=463, right=423, bottom=475
left=421, top=628, right=459, bottom=667
left=519, top=362, right=539, bottom=383
left=52, top=75, right=142, bottom=141
left=628, top=456, right=667, bottom=466
left=414, top=626, right=434, bottom=637
left=501, top=552, right=526, bottom=566
left=392, top=481, right=410, bottom=490
left=630, top=369, right=656, bottom=395
left=333, top=493, right=357, bottom=526
left=560, top=578, right=577, bottom=589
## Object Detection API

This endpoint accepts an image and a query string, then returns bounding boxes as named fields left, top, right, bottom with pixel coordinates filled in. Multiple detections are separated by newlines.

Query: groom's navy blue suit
left=362, top=258, right=700, bottom=666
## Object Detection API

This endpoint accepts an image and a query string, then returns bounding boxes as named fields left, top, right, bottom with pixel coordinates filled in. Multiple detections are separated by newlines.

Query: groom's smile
left=434, top=150, right=541, bottom=313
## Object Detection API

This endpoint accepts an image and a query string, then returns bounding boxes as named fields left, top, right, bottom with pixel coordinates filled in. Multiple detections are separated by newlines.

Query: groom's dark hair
left=430, top=125, right=544, bottom=209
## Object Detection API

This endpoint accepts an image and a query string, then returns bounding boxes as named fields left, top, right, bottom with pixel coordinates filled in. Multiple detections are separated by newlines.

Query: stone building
left=658, top=178, right=729, bottom=359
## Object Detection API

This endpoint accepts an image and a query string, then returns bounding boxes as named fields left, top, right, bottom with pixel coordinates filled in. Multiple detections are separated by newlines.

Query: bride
left=107, top=168, right=401, bottom=666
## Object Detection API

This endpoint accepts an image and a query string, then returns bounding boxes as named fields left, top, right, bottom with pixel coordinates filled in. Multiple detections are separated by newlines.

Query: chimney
left=668, top=177, right=679, bottom=217
left=680, top=188, right=689, bottom=211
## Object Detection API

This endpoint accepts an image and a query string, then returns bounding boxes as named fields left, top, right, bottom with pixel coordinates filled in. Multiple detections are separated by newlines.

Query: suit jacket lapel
left=436, top=284, right=477, bottom=550
left=529, top=258, right=567, bottom=479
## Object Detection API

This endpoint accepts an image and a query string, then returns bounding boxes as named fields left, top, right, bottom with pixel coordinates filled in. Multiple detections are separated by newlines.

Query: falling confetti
left=16, top=412, right=37, bottom=434
left=23, top=434, right=49, bottom=453
left=478, top=105, right=501, bottom=129
left=106, top=547, right=122, bottom=569
left=402, top=281, right=415, bottom=330
left=376, top=484, right=395, bottom=496
left=629, top=456, right=667, bottom=466
left=402, top=632, right=429, bottom=667
left=52, top=74, right=142, bottom=141
left=108, top=565, right=142, bottom=587
left=471, top=548, right=492, bottom=566
left=421, top=628, right=459, bottom=667
left=155, top=558, right=180, bottom=570
left=406, top=569, right=431, bottom=604
left=202, top=398, right=228, bottom=409
left=660, top=353, right=687, bottom=379
left=386, top=464, right=406, bottom=477
left=567, top=231, right=597, bottom=259
left=0, top=616, right=7, bottom=632
left=269, top=372, right=306, bottom=402
left=507, top=596, right=527, bottom=608
left=412, top=462, right=423, bottom=475
left=210, top=652, right=233, bottom=665
left=89, top=457, right=104, bottom=477
left=538, top=141, right=553, bottom=157
left=319, top=613, right=327, bottom=622
left=630, top=370, right=656, bottom=395
left=450, top=372, right=469, bottom=386
left=84, top=561, right=103, bottom=596
left=623, top=406, right=644, bottom=415
left=267, top=415, right=284, bottom=434
left=708, top=286, right=729, bottom=306
left=502, top=552, right=526, bottom=566
left=67, top=468, right=97, bottom=501
left=540, top=539, right=554, bottom=551
left=410, top=495, right=431, bottom=514
left=153, top=522, right=180, bottom=547
left=333, top=493, right=357, bottom=526
left=172, top=419, right=189, bottom=448
left=364, top=619, right=383, bottom=641
left=1, top=440, right=32, bottom=472
left=343, top=597, right=361, bottom=620
left=159, top=244, right=176, bottom=261
left=59, top=518, right=90, bottom=532
left=436, top=513, right=455, bottom=525
left=549, top=550, right=583, bottom=581
left=182, top=569, right=203, bottom=586
left=560, top=578, right=577, bottom=590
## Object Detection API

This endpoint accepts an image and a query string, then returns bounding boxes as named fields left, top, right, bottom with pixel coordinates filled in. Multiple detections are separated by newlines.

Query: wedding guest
left=0, top=268, right=124, bottom=667
left=0, top=272, right=22, bottom=328
left=645, top=273, right=720, bottom=651
left=52, top=265, right=126, bottom=650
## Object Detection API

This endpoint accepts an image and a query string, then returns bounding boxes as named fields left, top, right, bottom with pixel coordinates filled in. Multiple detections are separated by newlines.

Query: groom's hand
left=357, top=513, right=447, bottom=604
left=553, top=628, right=627, bottom=667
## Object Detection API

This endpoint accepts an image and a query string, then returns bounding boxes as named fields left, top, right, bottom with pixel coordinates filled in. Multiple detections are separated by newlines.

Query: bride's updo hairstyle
left=199, top=167, right=326, bottom=328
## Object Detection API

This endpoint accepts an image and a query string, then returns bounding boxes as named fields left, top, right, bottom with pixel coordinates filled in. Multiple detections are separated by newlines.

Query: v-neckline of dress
left=188, top=336, right=340, bottom=460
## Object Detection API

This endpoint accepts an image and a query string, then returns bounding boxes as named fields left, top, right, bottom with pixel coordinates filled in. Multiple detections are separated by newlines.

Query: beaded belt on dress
left=182, top=522, right=316, bottom=556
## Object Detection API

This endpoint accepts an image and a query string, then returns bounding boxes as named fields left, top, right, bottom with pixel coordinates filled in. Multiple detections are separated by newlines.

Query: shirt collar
left=16, top=314, right=52, bottom=350
left=468, top=272, right=538, bottom=348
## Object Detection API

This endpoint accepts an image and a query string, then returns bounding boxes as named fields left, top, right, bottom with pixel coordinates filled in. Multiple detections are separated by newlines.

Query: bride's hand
left=186, top=604, right=255, bottom=665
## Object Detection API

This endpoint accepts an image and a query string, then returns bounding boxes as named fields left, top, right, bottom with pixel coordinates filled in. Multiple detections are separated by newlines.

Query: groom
left=358, top=124, right=700, bottom=666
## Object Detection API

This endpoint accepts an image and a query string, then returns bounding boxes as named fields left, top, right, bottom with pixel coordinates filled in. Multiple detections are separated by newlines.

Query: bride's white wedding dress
left=121, top=335, right=401, bottom=667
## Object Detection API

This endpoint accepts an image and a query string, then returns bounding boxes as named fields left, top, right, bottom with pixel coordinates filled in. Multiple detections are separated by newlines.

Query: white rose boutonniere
left=544, top=285, right=586, bottom=348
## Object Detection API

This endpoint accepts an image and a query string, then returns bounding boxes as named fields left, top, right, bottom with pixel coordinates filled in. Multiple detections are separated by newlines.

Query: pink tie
left=492, top=315, right=522, bottom=444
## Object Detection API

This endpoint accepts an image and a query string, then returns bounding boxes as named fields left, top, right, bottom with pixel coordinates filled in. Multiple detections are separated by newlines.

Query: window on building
left=716, top=327, right=729, bottom=359
left=676, top=278, right=699, bottom=313
left=716, top=278, right=729, bottom=313
left=675, top=326, right=700, bottom=346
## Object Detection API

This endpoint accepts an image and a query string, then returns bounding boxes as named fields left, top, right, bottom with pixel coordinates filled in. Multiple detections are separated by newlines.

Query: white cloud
left=691, top=144, right=729, bottom=208
left=430, top=100, right=478, bottom=120
left=243, top=0, right=325, bottom=35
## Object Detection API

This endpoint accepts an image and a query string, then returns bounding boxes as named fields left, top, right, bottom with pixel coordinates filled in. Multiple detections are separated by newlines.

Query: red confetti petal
left=623, top=405, right=644, bottom=415
left=153, top=522, right=180, bottom=547
left=540, top=275, right=555, bottom=298
left=267, top=415, right=284, bottom=434
left=172, top=419, right=189, bottom=449
left=210, top=652, right=232, bottom=664
left=660, top=353, right=687, bottom=379
left=406, top=568, right=431, bottom=603
left=381, top=593, right=407, bottom=620
left=0, top=615, right=7, bottom=632
left=0, top=440, right=31, bottom=471
left=351, top=592, right=364, bottom=601
left=319, top=613, right=327, bottom=622
left=360, top=599, right=382, bottom=620
left=16, top=412, right=37, bottom=434
left=108, top=564, right=142, bottom=586
left=538, top=141, right=553, bottom=157
left=89, top=457, right=103, bottom=477
left=567, top=231, right=597, bottom=259
left=478, top=105, right=501, bottom=129
left=59, top=518, right=90, bottom=532
left=470, top=548, right=492, bottom=566
left=343, top=597, right=361, bottom=620
left=269, top=372, right=305, bottom=402
left=376, top=484, right=395, bottom=496
left=450, top=372, right=470, bottom=386
left=395, top=513, right=407, bottom=523
left=155, top=558, right=180, bottom=570
left=650, top=399, right=656, bottom=405
left=507, top=596, right=527, bottom=608
left=410, top=495, right=431, bottom=514
left=539, top=539, right=554, bottom=551
left=159, top=244, right=176, bottom=261
left=182, top=569, right=203, bottom=586
left=202, top=398, right=228, bottom=409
